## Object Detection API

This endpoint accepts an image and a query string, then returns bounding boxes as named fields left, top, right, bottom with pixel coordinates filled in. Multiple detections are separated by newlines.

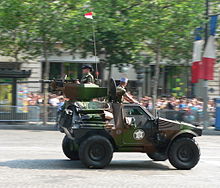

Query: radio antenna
left=84, top=12, right=98, bottom=79
left=92, top=21, right=98, bottom=79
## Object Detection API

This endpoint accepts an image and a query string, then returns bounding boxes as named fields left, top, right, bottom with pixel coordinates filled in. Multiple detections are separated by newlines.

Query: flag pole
left=202, top=0, right=209, bottom=129
left=84, top=12, right=99, bottom=79
left=92, top=20, right=98, bottom=79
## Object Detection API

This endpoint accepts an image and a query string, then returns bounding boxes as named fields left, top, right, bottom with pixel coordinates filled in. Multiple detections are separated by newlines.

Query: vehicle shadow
left=0, top=159, right=173, bottom=171
left=109, top=160, right=172, bottom=170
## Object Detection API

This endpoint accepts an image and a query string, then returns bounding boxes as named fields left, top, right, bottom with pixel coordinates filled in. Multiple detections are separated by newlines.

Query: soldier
left=116, top=77, right=139, bottom=104
left=81, top=64, right=94, bottom=84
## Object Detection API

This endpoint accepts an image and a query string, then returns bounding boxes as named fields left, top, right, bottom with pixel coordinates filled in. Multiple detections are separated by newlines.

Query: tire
left=168, top=137, right=200, bottom=170
left=62, top=135, right=79, bottom=160
left=79, top=135, right=113, bottom=169
left=147, top=152, right=168, bottom=161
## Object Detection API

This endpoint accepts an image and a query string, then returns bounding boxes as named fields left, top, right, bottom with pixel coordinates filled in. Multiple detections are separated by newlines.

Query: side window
left=127, top=108, right=143, bottom=115
left=124, top=106, right=148, bottom=127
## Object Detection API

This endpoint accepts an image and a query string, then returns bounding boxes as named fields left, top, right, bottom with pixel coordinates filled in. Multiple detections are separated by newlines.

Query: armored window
left=123, top=106, right=149, bottom=127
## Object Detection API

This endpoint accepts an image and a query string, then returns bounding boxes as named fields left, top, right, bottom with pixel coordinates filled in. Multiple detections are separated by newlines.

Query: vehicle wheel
left=147, top=152, right=168, bottom=161
left=79, top=135, right=113, bottom=169
left=62, top=135, right=79, bottom=160
left=168, top=137, right=200, bottom=170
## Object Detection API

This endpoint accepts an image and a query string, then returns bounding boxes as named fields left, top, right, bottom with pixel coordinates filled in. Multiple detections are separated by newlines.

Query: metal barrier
left=0, top=105, right=58, bottom=123
left=0, top=105, right=40, bottom=122
left=159, top=109, right=214, bottom=126
left=39, top=106, right=58, bottom=122
left=0, top=105, right=215, bottom=126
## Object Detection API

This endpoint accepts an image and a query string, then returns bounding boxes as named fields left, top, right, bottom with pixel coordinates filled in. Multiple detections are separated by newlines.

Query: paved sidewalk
left=202, top=126, right=220, bottom=135
left=0, top=122, right=57, bottom=131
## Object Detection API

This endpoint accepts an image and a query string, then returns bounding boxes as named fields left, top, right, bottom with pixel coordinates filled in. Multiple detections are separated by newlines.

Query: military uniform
left=81, top=73, right=94, bottom=84
left=116, top=85, right=126, bottom=103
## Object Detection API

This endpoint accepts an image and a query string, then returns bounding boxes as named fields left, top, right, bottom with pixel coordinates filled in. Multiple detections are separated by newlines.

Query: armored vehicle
left=57, top=79, right=202, bottom=169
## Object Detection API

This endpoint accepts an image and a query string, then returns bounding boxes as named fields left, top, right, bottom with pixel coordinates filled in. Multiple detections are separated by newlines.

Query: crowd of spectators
left=27, top=92, right=215, bottom=113
left=26, top=92, right=216, bottom=125
left=139, top=96, right=215, bottom=125
left=140, top=96, right=215, bottom=113
left=27, top=92, right=65, bottom=108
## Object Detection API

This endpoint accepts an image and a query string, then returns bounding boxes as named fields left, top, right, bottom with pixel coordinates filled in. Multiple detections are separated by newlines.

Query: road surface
left=0, top=129, right=220, bottom=188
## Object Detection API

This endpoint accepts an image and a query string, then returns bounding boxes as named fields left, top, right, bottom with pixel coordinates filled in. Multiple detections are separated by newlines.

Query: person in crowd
left=37, top=94, right=43, bottom=104
left=178, top=99, right=187, bottom=110
left=208, top=99, right=215, bottom=112
left=56, top=97, right=65, bottom=127
left=49, top=94, right=60, bottom=106
left=165, top=99, right=175, bottom=110
left=141, top=96, right=150, bottom=109
left=27, top=92, right=37, bottom=105
left=57, top=97, right=65, bottom=111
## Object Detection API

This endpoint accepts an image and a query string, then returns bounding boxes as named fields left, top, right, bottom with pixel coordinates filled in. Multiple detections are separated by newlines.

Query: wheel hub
left=89, top=144, right=105, bottom=161
left=177, top=146, right=192, bottom=162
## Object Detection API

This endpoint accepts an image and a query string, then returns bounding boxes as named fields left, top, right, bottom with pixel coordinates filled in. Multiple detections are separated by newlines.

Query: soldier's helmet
left=120, top=77, right=128, bottom=83
left=82, top=64, right=93, bottom=72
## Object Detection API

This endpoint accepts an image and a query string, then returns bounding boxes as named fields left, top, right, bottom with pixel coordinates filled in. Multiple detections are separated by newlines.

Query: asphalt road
left=0, top=129, right=220, bottom=188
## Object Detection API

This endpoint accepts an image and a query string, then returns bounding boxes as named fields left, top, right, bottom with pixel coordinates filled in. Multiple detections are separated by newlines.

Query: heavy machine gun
left=40, top=78, right=107, bottom=101
left=16, top=76, right=107, bottom=101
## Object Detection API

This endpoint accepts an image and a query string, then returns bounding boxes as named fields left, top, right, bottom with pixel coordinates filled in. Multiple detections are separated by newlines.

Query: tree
left=23, top=0, right=73, bottom=125
left=62, top=0, right=205, bottom=101
left=61, top=0, right=146, bottom=84
left=122, top=0, right=205, bottom=113
left=0, top=0, right=208, bottom=115
left=0, top=0, right=31, bottom=62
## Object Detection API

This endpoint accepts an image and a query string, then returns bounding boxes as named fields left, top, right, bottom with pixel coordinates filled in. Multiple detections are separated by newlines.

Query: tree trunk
left=152, top=48, right=161, bottom=115
left=14, top=49, right=19, bottom=63
left=13, top=31, right=19, bottom=63
left=43, top=41, right=50, bottom=126
left=107, top=62, right=112, bottom=88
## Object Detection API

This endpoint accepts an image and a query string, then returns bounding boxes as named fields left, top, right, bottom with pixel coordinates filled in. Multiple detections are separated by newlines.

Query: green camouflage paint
left=59, top=85, right=202, bottom=154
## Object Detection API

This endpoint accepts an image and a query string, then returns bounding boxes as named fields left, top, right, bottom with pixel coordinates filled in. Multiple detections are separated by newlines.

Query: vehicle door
left=122, top=105, right=153, bottom=146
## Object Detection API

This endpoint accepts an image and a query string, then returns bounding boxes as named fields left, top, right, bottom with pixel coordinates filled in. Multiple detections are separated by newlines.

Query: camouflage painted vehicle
left=58, top=79, right=202, bottom=170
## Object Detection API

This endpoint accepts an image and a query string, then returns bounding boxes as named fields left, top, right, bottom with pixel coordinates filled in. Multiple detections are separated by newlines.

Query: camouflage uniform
left=116, top=85, right=126, bottom=103
left=81, top=73, right=94, bottom=84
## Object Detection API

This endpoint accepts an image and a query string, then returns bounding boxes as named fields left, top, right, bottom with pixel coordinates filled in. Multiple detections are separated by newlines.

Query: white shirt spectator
left=49, top=97, right=60, bottom=106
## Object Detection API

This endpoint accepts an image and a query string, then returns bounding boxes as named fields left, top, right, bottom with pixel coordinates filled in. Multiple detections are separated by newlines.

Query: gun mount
left=50, top=80, right=107, bottom=101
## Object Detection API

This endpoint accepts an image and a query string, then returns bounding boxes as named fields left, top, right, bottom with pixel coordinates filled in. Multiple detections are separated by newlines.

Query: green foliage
left=70, top=0, right=206, bottom=66
left=0, top=0, right=206, bottom=65
left=0, top=0, right=30, bottom=60
left=0, top=0, right=85, bottom=60
left=125, top=0, right=205, bottom=61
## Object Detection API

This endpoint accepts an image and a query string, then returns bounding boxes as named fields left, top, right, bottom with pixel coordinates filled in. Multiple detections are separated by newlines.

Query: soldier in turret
left=81, top=65, right=94, bottom=84
left=116, top=77, right=139, bottom=104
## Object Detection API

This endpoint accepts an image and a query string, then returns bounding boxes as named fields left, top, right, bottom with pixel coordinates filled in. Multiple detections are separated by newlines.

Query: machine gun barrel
left=16, top=79, right=64, bottom=84
left=16, top=79, right=69, bottom=91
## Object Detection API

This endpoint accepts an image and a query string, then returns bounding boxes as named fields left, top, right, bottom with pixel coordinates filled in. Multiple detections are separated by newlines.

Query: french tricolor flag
left=84, top=12, right=93, bottom=19
left=200, top=15, right=218, bottom=80
left=191, top=28, right=204, bottom=83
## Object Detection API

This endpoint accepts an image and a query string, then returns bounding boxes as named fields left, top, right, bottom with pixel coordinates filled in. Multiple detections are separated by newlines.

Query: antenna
left=84, top=12, right=99, bottom=79
left=92, top=20, right=98, bottom=79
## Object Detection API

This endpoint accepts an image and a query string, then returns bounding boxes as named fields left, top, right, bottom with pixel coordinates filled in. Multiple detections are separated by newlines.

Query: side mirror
left=124, top=117, right=136, bottom=127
